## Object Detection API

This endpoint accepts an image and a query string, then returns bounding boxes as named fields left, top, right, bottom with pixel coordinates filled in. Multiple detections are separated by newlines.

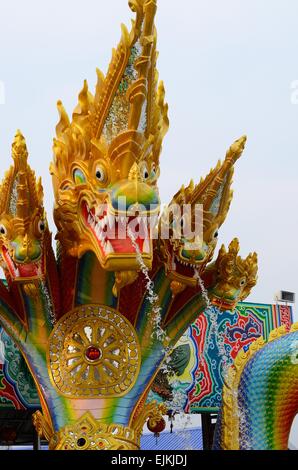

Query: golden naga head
left=210, top=238, right=258, bottom=310
left=0, top=131, right=49, bottom=283
left=159, top=136, right=247, bottom=287
left=50, top=0, right=168, bottom=272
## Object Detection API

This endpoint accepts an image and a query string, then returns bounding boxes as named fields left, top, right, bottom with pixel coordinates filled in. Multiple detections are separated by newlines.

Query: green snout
left=110, top=180, right=160, bottom=214
left=11, top=236, right=42, bottom=263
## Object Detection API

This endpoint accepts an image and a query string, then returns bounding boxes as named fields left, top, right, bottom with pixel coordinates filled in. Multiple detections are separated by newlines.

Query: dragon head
left=159, top=136, right=247, bottom=287
left=51, top=0, right=168, bottom=273
left=210, top=238, right=258, bottom=310
left=0, top=131, right=49, bottom=283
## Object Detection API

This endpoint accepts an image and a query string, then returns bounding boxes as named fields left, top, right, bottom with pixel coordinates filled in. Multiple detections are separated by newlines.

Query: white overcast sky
left=0, top=0, right=298, bottom=316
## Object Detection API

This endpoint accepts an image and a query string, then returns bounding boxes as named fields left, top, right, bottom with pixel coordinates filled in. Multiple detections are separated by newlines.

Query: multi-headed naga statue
left=0, top=0, right=257, bottom=450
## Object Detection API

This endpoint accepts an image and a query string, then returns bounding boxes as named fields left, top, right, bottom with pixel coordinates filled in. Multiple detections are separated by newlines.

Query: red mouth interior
left=82, top=201, right=151, bottom=257
left=173, top=255, right=196, bottom=278
left=168, top=247, right=201, bottom=279
left=2, top=246, right=44, bottom=280
left=211, top=296, right=234, bottom=310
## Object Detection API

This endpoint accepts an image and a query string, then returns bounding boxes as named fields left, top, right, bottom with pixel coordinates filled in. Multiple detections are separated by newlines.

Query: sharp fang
left=108, top=213, right=114, bottom=229
left=105, top=241, right=114, bottom=254
left=150, top=214, right=158, bottom=228
left=143, top=239, right=150, bottom=253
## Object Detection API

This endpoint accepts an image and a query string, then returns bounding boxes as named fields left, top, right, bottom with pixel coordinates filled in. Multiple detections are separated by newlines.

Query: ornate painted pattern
left=1, top=303, right=292, bottom=411
left=0, top=327, right=39, bottom=408
left=170, top=302, right=293, bottom=413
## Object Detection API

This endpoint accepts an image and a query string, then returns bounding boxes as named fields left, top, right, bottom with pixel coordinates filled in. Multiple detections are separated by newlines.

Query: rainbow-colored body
left=214, top=324, right=298, bottom=450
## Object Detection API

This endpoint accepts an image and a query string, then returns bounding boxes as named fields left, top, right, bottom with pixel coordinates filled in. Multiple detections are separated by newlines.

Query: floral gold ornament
left=48, top=305, right=141, bottom=397
left=48, top=413, right=141, bottom=450
left=34, top=403, right=168, bottom=450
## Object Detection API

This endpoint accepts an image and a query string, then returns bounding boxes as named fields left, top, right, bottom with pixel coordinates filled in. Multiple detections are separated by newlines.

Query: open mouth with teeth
left=1, top=246, right=45, bottom=281
left=168, top=243, right=208, bottom=282
left=211, top=295, right=236, bottom=311
left=81, top=201, right=152, bottom=262
left=173, top=255, right=200, bottom=278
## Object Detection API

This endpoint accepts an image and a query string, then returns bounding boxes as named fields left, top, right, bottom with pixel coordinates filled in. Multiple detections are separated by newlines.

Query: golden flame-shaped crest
left=50, top=0, right=169, bottom=196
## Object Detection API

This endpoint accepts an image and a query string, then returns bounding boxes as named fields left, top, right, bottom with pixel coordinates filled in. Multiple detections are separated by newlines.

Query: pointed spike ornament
left=51, top=0, right=168, bottom=202
left=12, top=130, right=28, bottom=171
left=11, top=132, right=30, bottom=221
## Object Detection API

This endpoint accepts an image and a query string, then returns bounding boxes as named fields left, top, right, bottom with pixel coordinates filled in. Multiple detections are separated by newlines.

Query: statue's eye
left=38, top=220, right=46, bottom=233
left=95, top=165, right=106, bottom=182
left=0, top=224, right=7, bottom=236
left=213, top=230, right=219, bottom=239
left=143, top=166, right=149, bottom=180
left=180, top=215, right=189, bottom=233
left=240, top=279, right=246, bottom=287
left=73, top=168, right=86, bottom=185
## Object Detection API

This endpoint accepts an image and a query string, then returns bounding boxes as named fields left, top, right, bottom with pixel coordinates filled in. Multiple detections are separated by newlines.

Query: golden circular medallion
left=48, top=305, right=140, bottom=398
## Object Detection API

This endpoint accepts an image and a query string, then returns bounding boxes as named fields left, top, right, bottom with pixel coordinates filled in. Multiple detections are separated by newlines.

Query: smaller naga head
left=209, top=238, right=258, bottom=310
left=0, top=131, right=48, bottom=283
left=160, top=136, right=247, bottom=287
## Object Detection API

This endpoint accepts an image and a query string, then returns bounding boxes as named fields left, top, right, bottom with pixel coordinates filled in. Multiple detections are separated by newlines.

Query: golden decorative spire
left=12, top=130, right=28, bottom=171
left=191, top=136, right=247, bottom=209
left=0, top=131, right=43, bottom=219
left=51, top=0, right=168, bottom=196
left=168, top=136, right=247, bottom=231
